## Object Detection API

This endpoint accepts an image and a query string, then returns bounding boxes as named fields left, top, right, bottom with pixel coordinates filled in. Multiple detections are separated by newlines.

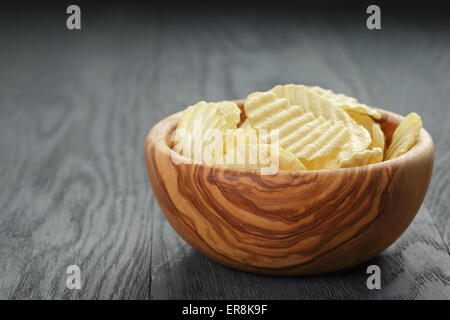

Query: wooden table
left=1, top=5, right=449, bottom=299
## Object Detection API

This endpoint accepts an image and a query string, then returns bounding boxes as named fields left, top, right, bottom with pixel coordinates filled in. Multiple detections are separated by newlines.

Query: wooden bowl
left=145, top=100, right=434, bottom=275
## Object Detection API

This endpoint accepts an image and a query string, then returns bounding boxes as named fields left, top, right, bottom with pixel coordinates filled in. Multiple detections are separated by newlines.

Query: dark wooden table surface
left=1, top=6, right=450, bottom=299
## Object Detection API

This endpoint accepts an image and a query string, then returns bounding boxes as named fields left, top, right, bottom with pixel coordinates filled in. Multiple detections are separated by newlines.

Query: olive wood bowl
left=145, top=100, right=434, bottom=275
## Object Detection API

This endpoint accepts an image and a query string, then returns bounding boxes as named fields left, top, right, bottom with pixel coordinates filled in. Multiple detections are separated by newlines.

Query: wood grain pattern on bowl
left=145, top=100, right=434, bottom=275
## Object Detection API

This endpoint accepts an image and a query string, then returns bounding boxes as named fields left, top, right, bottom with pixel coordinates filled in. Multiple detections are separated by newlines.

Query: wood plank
left=0, top=10, right=159, bottom=299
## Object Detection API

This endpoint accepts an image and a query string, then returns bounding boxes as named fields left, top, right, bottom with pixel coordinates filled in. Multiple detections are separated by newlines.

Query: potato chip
left=224, top=128, right=259, bottom=151
left=339, top=148, right=383, bottom=168
left=269, top=85, right=372, bottom=164
left=174, top=100, right=240, bottom=162
left=278, top=147, right=307, bottom=170
left=239, top=119, right=252, bottom=128
left=244, top=91, right=350, bottom=160
left=216, top=100, right=242, bottom=128
left=301, top=149, right=341, bottom=170
left=287, top=119, right=350, bottom=161
left=275, top=112, right=320, bottom=147
left=214, top=128, right=260, bottom=165
left=216, top=143, right=305, bottom=171
left=311, top=86, right=381, bottom=119
left=347, top=111, right=385, bottom=151
left=271, top=85, right=345, bottom=119
left=346, top=111, right=373, bottom=132
left=173, top=104, right=196, bottom=152
left=385, top=112, right=422, bottom=160
left=244, top=91, right=294, bottom=126
left=371, top=123, right=385, bottom=151
left=172, top=85, right=423, bottom=171
left=301, top=141, right=383, bottom=170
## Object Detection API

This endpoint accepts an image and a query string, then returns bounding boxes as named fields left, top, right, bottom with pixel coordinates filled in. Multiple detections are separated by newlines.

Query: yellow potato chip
left=385, top=112, right=422, bottom=160
left=346, top=111, right=373, bottom=132
left=301, top=149, right=340, bottom=170
left=173, top=86, right=424, bottom=171
left=371, top=123, right=385, bottom=151
left=212, top=128, right=260, bottom=165
left=223, top=128, right=259, bottom=151
left=347, top=111, right=385, bottom=151
left=216, top=100, right=242, bottom=129
left=173, top=104, right=196, bottom=151
left=271, top=85, right=349, bottom=120
left=244, top=91, right=298, bottom=126
left=269, top=85, right=372, bottom=165
left=302, top=144, right=382, bottom=170
left=338, top=148, right=383, bottom=168
left=216, top=143, right=305, bottom=171
left=288, top=119, right=350, bottom=161
left=278, top=147, right=307, bottom=170
left=311, top=86, right=381, bottom=119
left=174, top=101, right=240, bottom=162
left=275, top=112, right=320, bottom=147
left=239, top=119, right=252, bottom=128
left=244, top=91, right=350, bottom=160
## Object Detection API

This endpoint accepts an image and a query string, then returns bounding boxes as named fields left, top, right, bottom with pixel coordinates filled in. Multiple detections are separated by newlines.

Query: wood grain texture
left=0, top=5, right=449, bottom=299
left=151, top=204, right=450, bottom=299
left=145, top=102, right=434, bottom=275
left=0, top=8, right=158, bottom=299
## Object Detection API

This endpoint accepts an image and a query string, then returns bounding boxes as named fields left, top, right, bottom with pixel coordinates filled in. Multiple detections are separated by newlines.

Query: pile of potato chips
left=173, top=84, right=422, bottom=171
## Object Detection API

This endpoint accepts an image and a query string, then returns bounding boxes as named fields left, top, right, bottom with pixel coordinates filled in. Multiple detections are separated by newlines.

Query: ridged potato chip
left=302, top=145, right=382, bottom=170
left=301, top=149, right=341, bottom=170
left=224, top=128, right=259, bottom=152
left=269, top=85, right=372, bottom=166
left=244, top=91, right=301, bottom=128
left=216, top=143, right=305, bottom=171
left=339, top=148, right=383, bottom=168
left=210, top=128, right=261, bottom=166
left=173, top=85, right=423, bottom=171
left=287, top=119, right=350, bottom=161
left=244, top=91, right=350, bottom=161
left=385, top=112, right=422, bottom=160
left=310, top=86, right=381, bottom=119
left=347, top=111, right=385, bottom=151
left=174, top=101, right=241, bottom=162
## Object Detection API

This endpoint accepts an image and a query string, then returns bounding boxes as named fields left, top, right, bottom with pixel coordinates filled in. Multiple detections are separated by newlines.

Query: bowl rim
left=146, top=105, right=434, bottom=175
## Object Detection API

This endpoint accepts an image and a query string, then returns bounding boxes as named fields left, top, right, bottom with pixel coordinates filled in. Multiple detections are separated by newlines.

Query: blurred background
left=0, top=1, right=449, bottom=299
